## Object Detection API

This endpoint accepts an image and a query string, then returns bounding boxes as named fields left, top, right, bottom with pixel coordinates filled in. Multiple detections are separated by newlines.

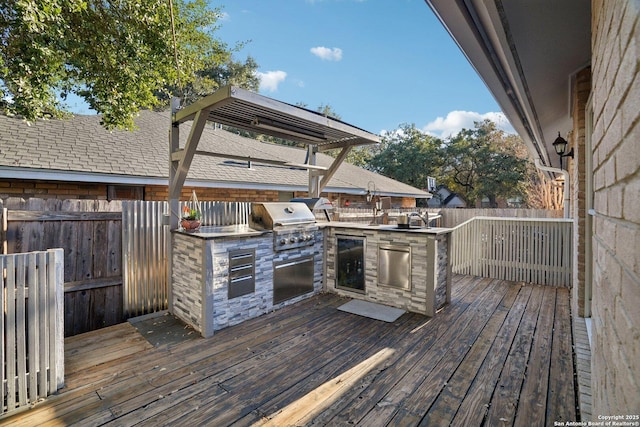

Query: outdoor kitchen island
left=171, top=220, right=453, bottom=338
left=170, top=204, right=325, bottom=338
left=323, top=223, right=453, bottom=317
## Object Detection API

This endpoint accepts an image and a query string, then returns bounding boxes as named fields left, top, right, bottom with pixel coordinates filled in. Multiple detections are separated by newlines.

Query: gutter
left=0, top=166, right=429, bottom=199
left=534, top=159, right=570, bottom=218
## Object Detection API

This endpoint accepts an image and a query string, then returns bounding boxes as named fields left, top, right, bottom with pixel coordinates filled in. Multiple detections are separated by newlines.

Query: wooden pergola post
left=168, top=100, right=210, bottom=311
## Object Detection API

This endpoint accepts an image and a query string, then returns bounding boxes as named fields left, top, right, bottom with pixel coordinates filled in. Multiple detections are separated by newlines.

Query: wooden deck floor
left=2, top=275, right=578, bottom=426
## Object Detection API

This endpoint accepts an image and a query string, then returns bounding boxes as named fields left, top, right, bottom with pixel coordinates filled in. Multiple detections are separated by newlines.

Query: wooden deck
left=2, top=275, right=578, bottom=426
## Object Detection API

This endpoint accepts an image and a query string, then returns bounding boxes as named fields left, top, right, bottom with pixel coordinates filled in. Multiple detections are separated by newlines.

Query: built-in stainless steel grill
left=249, top=202, right=318, bottom=251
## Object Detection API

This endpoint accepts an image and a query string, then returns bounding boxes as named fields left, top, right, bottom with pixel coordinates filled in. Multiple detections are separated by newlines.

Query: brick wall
left=0, top=179, right=416, bottom=209
left=0, top=179, right=108, bottom=199
left=144, top=185, right=282, bottom=202
left=0, top=179, right=288, bottom=202
left=590, top=0, right=640, bottom=416
left=572, top=67, right=591, bottom=317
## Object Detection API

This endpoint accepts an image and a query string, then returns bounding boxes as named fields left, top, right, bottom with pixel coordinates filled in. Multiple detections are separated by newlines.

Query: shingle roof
left=0, top=111, right=430, bottom=198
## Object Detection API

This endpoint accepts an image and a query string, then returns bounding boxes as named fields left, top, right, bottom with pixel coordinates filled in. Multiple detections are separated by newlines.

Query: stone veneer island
left=170, top=223, right=452, bottom=338
left=323, top=223, right=452, bottom=317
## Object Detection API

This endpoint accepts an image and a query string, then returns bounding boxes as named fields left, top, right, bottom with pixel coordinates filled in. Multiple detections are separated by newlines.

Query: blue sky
left=214, top=0, right=514, bottom=137
left=63, top=0, right=513, bottom=138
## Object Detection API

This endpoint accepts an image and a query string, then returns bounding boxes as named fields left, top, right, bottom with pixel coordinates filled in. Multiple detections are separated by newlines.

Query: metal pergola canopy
left=172, top=85, right=381, bottom=151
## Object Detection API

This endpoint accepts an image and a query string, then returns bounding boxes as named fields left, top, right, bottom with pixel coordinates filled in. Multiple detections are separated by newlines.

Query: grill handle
left=274, top=220, right=316, bottom=226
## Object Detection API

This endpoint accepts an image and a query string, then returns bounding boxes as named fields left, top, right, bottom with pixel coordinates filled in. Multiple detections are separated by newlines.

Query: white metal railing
left=451, top=217, right=573, bottom=287
left=0, top=249, right=64, bottom=417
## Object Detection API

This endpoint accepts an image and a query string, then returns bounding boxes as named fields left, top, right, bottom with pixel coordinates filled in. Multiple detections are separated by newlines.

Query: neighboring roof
left=425, top=0, right=590, bottom=170
left=0, top=111, right=430, bottom=199
left=427, top=186, right=467, bottom=208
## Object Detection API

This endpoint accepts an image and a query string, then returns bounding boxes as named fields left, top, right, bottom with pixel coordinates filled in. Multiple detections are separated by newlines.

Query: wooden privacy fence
left=450, top=217, right=573, bottom=286
left=122, top=200, right=251, bottom=317
left=1, top=198, right=123, bottom=336
left=0, top=249, right=64, bottom=418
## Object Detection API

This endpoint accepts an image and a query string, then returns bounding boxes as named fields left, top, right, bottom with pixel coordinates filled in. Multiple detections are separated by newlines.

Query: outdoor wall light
left=552, top=132, right=574, bottom=170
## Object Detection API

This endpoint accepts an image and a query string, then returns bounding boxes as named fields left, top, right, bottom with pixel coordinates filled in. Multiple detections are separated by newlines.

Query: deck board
left=417, top=281, right=522, bottom=426
left=0, top=275, right=578, bottom=427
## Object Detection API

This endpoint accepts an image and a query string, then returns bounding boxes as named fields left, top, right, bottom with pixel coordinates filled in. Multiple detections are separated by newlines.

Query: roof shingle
left=0, top=111, right=429, bottom=197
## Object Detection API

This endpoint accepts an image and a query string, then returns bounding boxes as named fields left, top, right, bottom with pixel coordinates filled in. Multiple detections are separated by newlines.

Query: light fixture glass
left=553, top=132, right=568, bottom=155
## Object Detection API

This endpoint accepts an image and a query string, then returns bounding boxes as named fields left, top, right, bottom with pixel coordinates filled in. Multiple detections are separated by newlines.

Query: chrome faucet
left=409, top=211, right=430, bottom=228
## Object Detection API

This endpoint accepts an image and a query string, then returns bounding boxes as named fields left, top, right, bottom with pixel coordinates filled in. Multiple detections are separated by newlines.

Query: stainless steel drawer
left=228, top=249, right=255, bottom=299
left=378, top=244, right=411, bottom=290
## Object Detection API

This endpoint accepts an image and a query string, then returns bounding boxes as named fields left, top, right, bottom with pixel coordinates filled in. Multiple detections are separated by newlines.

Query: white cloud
left=422, top=110, right=515, bottom=138
left=310, top=46, right=343, bottom=61
left=256, top=70, right=287, bottom=92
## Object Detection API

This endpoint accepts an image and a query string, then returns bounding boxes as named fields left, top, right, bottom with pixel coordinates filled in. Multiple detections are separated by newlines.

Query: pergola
left=168, top=85, right=381, bottom=229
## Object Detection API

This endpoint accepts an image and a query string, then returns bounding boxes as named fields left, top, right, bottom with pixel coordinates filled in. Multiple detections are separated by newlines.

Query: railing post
left=48, top=248, right=65, bottom=391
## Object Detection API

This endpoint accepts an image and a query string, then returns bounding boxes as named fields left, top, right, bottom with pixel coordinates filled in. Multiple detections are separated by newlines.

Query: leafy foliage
left=368, top=123, right=442, bottom=191
left=0, top=0, right=244, bottom=129
left=350, top=120, right=531, bottom=207
left=440, top=120, right=528, bottom=207
left=161, top=55, right=260, bottom=107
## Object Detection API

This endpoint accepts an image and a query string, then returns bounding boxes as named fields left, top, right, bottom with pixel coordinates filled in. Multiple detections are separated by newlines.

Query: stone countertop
left=172, top=222, right=453, bottom=239
left=321, top=222, right=453, bottom=235
left=172, top=224, right=271, bottom=239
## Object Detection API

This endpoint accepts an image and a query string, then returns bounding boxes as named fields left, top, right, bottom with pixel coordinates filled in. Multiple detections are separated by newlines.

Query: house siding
left=590, top=0, right=640, bottom=416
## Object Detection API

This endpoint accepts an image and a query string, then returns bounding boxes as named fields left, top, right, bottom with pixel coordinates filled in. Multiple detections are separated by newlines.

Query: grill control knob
left=279, top=238, right=287, bottom=245
left=290, top=236, right=298, bottom=243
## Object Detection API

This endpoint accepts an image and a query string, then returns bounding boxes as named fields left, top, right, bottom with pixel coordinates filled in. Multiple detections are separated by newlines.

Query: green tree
left=162, top=55, right=260, bottom=107
left=0, top=0, right=244, bottom=129
left=367, top=123, right=442, bottom=191
left=343, top=145, right=376, bottom=168
left=440, top=120, right=528, bottom=207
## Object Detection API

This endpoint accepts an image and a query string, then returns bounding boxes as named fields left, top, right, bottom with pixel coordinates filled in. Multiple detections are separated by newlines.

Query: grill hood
left=250, top=202, right=316, bottom=229
left=290, top=197, right=334, bottom=222
left=290, top=197, right=334, bottom=211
